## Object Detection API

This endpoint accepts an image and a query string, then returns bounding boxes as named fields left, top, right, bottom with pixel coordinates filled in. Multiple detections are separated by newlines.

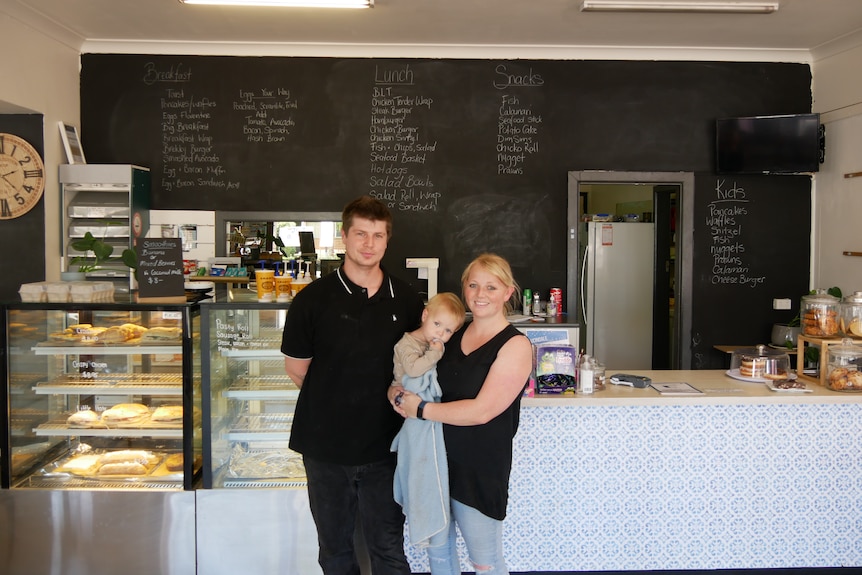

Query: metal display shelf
left=32, top=374, right=183, bottom=396
left=33, top=344, right=181, bottom=356
left=223, top=376, right=299, bottom=400
left=33, top=421, right=183, bottom=439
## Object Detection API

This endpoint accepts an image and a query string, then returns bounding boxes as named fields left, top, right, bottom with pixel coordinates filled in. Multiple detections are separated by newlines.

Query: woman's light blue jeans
left=425, top=499, right=508, bottom=575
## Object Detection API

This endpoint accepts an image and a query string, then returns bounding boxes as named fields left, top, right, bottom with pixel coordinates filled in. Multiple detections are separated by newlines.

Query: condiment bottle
left=578, top=353, right=595, bottom=394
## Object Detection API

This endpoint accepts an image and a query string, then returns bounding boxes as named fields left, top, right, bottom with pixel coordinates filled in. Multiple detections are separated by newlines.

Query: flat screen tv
left=716, top=113, right=821, bottom=174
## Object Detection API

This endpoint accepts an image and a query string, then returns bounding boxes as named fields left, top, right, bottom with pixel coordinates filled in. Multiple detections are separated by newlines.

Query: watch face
left=0, top=133, right=46, bottom=220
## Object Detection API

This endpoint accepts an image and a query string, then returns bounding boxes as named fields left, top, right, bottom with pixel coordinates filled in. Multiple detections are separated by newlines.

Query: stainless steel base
left=196, top=488, right=323, bottom=575
left=0, top=490, right=196, bottom=575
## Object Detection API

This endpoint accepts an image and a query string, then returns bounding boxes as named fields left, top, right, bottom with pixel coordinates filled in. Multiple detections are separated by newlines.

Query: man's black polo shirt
left=281, top=266, right=424, bottom=465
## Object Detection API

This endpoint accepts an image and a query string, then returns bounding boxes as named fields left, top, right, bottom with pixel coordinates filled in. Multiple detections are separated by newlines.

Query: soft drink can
left=550, top=287, right=563, bottom=315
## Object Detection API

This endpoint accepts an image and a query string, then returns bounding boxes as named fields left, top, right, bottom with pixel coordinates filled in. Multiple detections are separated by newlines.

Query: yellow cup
left=291, top=277, right=311, bottom=296
left=275, top=275, right=293, bottom=301
left=255, top=269, right=275, bottom=300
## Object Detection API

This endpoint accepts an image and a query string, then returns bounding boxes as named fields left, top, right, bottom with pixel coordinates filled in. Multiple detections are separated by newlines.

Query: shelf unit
left=796, top=334, right=862, bottom=386
left=2, top=301, right=201, bottom=491
left=59, top=164, right=150, bottom=293
left=200, top=302, right=305, bottom=488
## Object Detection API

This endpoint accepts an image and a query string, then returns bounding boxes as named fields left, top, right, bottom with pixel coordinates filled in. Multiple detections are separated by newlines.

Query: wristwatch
left=416, top=400, right=428, bottom=420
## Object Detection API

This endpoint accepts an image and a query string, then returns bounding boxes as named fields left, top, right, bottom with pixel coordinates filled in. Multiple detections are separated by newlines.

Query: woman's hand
left=390, top=388, right=420, bottom=418
left=388, top=385, right=405, bottom=405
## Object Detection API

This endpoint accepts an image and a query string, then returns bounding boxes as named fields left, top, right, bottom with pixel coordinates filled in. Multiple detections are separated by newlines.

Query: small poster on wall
left=58, top=122, right=86, bottom=164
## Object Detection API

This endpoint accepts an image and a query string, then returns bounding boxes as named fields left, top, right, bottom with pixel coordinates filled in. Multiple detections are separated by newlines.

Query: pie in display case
left=200, top=298, right=305, bottom=488
left=2, top=299, right=202, bottom=490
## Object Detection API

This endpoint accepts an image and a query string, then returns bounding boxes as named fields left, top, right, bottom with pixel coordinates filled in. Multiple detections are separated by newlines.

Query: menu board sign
left=136, top=238, right=185, bottom=301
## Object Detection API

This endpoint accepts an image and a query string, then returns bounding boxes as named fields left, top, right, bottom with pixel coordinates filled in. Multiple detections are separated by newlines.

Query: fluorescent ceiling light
left=580, top=1, right=778, bottom=13
left=180, top=0, right=372, bottom=7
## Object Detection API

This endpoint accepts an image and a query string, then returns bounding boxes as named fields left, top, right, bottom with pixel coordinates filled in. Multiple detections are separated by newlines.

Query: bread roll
left=140, top=326, right=182, bottom=342
left=100, top=403, right=150, bottom=424
left=165, top=453, right=184, bottom=472
left=98, top=462, right=148, bottom=475
left=67, top=410, right=101, bottom=428
left=98, top=450, right=157, bottom=466
left=151, top=405, right=183, bottom=423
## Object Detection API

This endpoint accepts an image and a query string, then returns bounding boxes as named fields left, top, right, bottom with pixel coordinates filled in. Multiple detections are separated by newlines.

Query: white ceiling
left=6, top=0, right=862, bottom=59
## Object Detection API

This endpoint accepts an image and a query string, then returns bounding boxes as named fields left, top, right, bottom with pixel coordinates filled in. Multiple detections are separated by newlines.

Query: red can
left=550, top=287, right=563, bottom=315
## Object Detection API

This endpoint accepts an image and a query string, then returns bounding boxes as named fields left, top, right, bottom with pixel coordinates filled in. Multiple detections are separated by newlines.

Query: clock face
left=0, top=133, right=46, bottom=220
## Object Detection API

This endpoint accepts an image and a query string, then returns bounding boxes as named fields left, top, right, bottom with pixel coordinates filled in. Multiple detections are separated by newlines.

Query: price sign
left=136, top=238, right=185, bottom=301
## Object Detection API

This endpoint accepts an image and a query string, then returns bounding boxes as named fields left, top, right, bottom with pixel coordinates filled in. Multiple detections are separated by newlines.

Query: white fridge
left=580, top=222, right=655, bottom=369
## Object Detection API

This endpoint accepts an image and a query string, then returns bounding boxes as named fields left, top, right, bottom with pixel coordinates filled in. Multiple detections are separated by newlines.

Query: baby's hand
left=429, top=339, right=444, bottom=352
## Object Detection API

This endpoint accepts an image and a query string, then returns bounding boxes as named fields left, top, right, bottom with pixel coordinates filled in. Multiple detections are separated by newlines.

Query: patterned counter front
left=406, top=373, right=862, bottom=572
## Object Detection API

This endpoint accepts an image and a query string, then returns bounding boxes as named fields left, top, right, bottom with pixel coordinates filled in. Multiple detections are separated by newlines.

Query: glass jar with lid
left=800, top=292, right=840, bottom=337
left=730, top=344, right=791, bottom=381
left=824, top=338, right=862, bottom=391
left=840, top=291, right=862, bottom=338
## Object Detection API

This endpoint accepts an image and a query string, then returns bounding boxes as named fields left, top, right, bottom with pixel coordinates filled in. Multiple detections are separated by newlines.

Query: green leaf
left=92, top=240, right=114, bottom=261
left=121, top=248, right=138, bottom=270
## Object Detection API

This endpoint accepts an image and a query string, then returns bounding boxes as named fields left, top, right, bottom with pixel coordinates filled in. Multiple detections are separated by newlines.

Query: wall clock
left=0, top=133, right=46, bottom=220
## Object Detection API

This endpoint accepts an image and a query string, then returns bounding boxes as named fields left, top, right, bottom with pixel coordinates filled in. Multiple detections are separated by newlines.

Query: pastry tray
left=226, top=448, right=306, bottom=481
left=34, top=418, right=183, bottom=439
left=45, top=451, right=183, bottom=483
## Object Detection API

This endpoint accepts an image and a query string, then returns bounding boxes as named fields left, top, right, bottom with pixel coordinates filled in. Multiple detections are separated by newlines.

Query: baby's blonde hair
left=425, top=292, right=467, bottom=329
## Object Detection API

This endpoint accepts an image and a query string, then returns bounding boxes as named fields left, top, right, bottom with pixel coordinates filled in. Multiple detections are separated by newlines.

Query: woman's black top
left=437, top=323, right=526, bottom=520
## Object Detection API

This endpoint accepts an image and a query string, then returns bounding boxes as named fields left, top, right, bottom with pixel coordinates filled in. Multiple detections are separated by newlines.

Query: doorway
left=567, top=171, right=694, bottom=369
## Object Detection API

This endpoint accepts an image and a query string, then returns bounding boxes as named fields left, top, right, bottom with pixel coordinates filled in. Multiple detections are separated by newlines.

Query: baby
left=392, top=292, right=466, bottom=389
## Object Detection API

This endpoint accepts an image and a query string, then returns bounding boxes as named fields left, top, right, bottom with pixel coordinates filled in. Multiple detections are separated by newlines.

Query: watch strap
left=416, top=400, right=428, bottom=420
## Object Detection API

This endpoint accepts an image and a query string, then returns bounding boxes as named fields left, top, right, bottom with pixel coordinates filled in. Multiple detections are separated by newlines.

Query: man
left=282, top=195, right=424, bottom=575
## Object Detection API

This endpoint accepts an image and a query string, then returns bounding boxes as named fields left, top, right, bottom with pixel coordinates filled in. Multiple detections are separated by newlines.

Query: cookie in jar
left=801, top=292, right=839, bottom=337
left=825, top=338, right=862, bottom=392
left=840, top=291, right=862, bottom=337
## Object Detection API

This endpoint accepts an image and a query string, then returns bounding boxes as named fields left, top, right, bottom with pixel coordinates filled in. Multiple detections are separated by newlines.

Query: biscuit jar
left=824, top=338, right=862, bottom=392
left=840, top=291, right=862, bottom=337
left=800, top=292, right=840, bottom=337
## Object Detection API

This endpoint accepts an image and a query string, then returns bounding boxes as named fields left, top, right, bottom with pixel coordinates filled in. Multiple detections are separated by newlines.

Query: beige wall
left=810, top=37, right=862, bottom=294
left=0, top=12, right=80, bottom=281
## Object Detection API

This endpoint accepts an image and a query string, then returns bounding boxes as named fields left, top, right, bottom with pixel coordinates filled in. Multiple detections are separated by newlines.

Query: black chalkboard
left=136, top=238, right=185, bottom=299
left=80, top=55, right=813, bottom=341
left=690, top=174, right=811, bottom=369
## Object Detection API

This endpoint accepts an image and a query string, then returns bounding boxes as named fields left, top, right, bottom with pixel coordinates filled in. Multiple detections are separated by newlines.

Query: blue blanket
left=390, top=369, right=450, bottom=548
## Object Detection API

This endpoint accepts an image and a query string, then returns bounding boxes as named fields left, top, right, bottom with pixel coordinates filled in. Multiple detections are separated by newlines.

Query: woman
left=390, top=253, right=533, bottom=575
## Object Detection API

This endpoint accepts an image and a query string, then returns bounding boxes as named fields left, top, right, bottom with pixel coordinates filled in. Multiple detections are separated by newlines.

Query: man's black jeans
left=304, top=454, right=412, bottom=575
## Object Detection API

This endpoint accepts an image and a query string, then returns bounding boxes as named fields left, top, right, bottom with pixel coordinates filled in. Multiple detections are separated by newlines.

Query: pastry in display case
left=2, top=301, right=201, bottom=490
left=201, top=300, right=305, bottom=488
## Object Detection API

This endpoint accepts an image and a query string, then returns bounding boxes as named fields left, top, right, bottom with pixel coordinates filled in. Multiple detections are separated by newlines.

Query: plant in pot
left=65, top=232, right=138, bottom=279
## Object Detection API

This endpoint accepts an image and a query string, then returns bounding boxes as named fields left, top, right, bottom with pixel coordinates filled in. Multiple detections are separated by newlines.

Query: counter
left=405, top=370, right=862, bottom=572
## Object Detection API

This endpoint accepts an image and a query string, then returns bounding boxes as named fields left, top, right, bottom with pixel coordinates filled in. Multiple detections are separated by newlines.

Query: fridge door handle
left=580, top=246, right=588, bottom=323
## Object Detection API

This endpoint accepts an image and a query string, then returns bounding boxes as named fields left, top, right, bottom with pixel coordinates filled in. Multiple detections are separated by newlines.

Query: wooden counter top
left=522, top=369, right=862, bottom=406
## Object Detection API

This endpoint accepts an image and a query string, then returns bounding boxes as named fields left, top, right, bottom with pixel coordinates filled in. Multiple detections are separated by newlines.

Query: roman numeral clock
left=0, top=133, right=45, bottom=220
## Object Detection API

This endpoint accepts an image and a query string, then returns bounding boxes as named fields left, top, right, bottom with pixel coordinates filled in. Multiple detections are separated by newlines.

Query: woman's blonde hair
left=460, top=253, right=521, bottom=314
left=426, top=292, right=467, bottom=329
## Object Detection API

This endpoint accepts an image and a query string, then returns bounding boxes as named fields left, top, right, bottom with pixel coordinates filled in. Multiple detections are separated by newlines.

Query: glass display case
left=2, top=299, right=201, bottom=490
left=201, top=296, right=304, bottom=488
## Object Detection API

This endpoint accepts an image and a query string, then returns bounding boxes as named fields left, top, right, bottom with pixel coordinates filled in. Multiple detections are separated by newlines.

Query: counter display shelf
left=1, top=299, right=202, bottom=575
left=2, top=299, right=202, bottom=490
left=199, top=297, right=305, bottom=489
